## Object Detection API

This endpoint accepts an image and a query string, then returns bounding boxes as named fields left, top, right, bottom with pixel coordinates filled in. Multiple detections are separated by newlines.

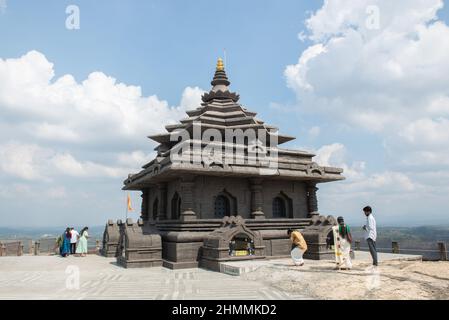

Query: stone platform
left=0, top=255, right=308, bottom=300
left=0, top=252, right=425, bottom=300
left=219, top=251, right=422, bottom=276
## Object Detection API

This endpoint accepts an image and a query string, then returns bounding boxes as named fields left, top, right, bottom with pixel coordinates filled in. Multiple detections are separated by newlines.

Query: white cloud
left=399, top=118, right=449, bottom=147
left=308, top=126, right=321, bottom=138
left=0, top=142, right=51, bottom=180
left=314, top=143, right=416, bottom=194
left=285, top=1, right=449, bottom=224
left=0, top=50, right=205, bottom=179
left=286, top=0, right=449, bottom=132
left=0, top=142, right=134, bottom=180
left=180, top=86, right=206, bottom=110
left=0, top=51, right=201, bottom=147
left=0, top=50, right=208, bottom=227
left=315, top=143, right=365, bottom=180
left=117, top=150, right=155, bottom=168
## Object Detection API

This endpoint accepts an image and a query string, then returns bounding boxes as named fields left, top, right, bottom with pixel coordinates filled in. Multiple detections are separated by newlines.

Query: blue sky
left=1, top=0, right=449, bottom=228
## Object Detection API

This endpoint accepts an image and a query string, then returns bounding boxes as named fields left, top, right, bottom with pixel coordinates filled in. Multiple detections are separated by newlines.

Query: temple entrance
left=229, top=233, right=255, bottom=256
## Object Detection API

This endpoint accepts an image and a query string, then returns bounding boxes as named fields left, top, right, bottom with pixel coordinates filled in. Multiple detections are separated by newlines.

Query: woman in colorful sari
left=60, top=228, right=72, bottom=257
left=76, top=227, right=89, bottom=257
left=332, top=216, right=353, bottom=270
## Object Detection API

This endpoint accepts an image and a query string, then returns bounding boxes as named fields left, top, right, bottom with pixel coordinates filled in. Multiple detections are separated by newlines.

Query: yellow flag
left=127, top=194, right=133, bottom=212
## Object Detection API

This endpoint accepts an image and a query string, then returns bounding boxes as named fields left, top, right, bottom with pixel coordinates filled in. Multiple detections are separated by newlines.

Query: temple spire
left=216, top=57, right=224, bottom=71
left=201, top=57, right=240, bottom=102
left=211, top=57, right=230, bottom=87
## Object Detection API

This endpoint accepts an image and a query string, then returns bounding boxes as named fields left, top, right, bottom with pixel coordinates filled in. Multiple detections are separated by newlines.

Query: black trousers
left=70, top=243, right=76, bottom=254
left=367, top=238, right=378, bottom=266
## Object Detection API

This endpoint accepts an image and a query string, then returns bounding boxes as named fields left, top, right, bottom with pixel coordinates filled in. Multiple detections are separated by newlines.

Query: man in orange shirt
left=288, top=228, right=308, bottom=266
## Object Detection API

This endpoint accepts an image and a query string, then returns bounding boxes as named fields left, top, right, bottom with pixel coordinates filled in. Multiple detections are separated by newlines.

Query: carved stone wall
left=101, top=219, right=121, bottom=257
left=301, top=215, right=337, bottom=260
left=116, top=218, right=163, bottom=268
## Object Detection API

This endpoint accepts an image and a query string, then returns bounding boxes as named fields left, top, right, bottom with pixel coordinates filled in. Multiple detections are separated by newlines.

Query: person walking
left=333, top=216, right=353, bottom=270
left=288, top=228, right=308, bottom=266
left=75, top=227, right=89, bottom=257
left=70, top=227, right=79, bottom=255
left=363, top=206, right=378, bottom=266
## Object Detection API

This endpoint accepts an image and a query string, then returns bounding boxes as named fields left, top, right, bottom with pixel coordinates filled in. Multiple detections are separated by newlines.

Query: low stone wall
left=0, top=241, right=23, bottom=256
left=101, top=220, right=121, bottom=257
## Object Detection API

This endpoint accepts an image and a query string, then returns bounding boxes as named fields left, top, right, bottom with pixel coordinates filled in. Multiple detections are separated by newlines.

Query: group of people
left=288, top=206, right=378, bottom=270
left=58, top=227, right=89, bottom=257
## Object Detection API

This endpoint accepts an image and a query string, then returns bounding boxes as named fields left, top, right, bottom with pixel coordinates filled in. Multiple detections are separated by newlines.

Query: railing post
left=34, top=241, right=40, bottom=256
left=29, top=240, right=33, bottom=255
left=392, top=241, right=399, bottom=254
left=355, top=240, right=360, bottom=251
left=0, top=242, right=5, bottom=257
left=438, top=242, right=447, bottom=261
left=18, top=241, right=23, bottom=256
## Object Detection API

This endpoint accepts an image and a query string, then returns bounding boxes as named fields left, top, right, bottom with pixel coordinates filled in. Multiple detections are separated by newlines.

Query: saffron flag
left=127, top=194, right=133, bottom=212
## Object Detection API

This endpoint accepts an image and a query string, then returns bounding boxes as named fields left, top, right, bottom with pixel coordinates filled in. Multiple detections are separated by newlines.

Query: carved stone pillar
left=307, top=182, right=319, bottom=217
left=140, top=189, right=149, bottom=221
left=250, top=178, right=265, bottom=219
left=180, top=176, right=196, bottom=221
left=157, top=183, right=167, bottom=220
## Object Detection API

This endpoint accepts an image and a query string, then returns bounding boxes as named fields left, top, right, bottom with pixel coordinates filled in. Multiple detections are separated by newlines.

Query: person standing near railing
left=70, top=228, right=79, bottom=255
left=75, top=227, right=89, bottom=257
left=363, top=206, right=378, bottom=266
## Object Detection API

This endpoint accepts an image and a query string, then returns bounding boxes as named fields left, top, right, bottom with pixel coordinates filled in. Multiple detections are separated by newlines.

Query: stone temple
left=101, top=58, right=344, bottom=270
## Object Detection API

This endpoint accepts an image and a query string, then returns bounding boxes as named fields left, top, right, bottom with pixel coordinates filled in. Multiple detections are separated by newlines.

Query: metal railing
left=0, top=238, right=102, bottom=256
left=354, top=240, right=448, bottom=261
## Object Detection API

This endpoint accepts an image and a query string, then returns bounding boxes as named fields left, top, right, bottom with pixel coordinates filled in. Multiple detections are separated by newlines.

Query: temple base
left=109, top=215, right=336, bottom=270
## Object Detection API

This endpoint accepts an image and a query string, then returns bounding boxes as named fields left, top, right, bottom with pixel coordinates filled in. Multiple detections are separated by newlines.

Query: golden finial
left=216, top=57, right=224, bottom=71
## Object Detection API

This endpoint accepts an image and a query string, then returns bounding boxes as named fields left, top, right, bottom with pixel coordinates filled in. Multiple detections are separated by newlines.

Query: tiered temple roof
left=124, top=59, right=344, bottom=190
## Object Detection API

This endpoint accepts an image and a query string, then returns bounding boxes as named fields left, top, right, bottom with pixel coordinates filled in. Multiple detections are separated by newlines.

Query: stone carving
left=200, top=216, right=265, bottom=271
left=100, top=219, right=121, bottom=257
left=301, top=215, right=338, bottom=260
left=116, top=218, right=163, bottom=268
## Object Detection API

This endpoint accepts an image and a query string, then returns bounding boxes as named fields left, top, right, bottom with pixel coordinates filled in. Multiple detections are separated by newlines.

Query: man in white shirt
left=363, top=206, right=378, bottom=266
left=70, top=227, right=79, bottom=255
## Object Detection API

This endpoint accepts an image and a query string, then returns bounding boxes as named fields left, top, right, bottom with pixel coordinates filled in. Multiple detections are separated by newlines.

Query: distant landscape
left=1, top=225, right=447, bottom=260
left=351, top=226, right=449, bottom=260
left=0, top=226, right=105, bottom=242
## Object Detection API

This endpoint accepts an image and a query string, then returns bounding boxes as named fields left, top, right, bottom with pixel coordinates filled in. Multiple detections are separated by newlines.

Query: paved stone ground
left=0, top=255, right=309, bottom=300
left=0, top=252, right=421, bottom=300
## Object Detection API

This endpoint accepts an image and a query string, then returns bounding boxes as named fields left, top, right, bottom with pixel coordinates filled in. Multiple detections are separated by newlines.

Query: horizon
left=1, top=1, right=449, bottom=227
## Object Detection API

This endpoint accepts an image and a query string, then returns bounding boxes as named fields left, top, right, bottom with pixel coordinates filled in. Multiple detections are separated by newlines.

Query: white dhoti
left=291, top=246, right=305, bottom=265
